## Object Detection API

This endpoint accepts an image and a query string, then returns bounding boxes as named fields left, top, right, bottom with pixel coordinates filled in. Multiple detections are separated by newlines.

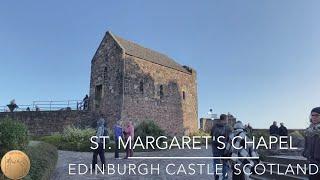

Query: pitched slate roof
left=108, top=31, right=190, bottom=74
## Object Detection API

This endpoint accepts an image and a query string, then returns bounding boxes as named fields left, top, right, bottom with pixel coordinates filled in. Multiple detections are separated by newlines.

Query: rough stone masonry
left=89, top=31, right=198, bottom=136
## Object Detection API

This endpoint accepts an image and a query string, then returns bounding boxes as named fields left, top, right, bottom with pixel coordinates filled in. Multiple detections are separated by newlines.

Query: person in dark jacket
left=269, top=121, right=279, bottom=150
left=303, top=107, right=320, bottom=180
left=113, top=121, right=123, bottom=159
left=210, top=114, right=232, bottom=180
left=279, top=123, right=288, bottom=145
left=269, top=121, right=279, bottom=136
left=92, top=117, right=107, bottom=170
left=83, top=94, right=89, bottom=110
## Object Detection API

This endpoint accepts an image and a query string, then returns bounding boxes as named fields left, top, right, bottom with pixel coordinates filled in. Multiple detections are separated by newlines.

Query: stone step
left=249, top=157, right=309, bottom=180
left=265, top=155, right=307, bottom=165
left=251, top=167, right=308, bottom=180
left=261, top=161, right=309, bottom=177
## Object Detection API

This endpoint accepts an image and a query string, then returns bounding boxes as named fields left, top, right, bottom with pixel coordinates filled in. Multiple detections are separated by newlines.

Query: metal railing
left=0, top=100, right=84, bottom=112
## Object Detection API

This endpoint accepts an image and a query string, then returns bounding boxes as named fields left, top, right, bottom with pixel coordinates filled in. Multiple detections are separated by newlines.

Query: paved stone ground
left=51, top=146, right=218, bottom=180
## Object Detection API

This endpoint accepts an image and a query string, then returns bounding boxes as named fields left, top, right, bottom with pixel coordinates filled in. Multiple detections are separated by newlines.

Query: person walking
left=303, top=107, right=320, bottom=180
left=92, top=116, right=107, bottom=170
left=210, top=114, right=232, bottom=180
left=114, top=121, right=123, bottom=159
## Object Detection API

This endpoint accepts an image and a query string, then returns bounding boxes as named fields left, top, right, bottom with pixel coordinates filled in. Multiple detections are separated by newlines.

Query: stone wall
left=89, top=33, right=124, bottom=127
left=0, top=111, right=98, bottom=136
left=89, top=31, right=198, bottom=136
left=122, top=55, right=198, bottom=136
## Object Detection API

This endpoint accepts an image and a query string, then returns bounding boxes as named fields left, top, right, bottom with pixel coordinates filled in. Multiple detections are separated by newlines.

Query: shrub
left=190, top=129, right=210, bottom=137
left=40, top=126, right=97, bottom=152
left=190, top=129, right=211, bottom=144
left=135, top=120, right=165, bottom=139
left=134, top=120, right=166, bottom=150
left=0, top=141, right=58, bottom=180
left=40, top=122, right=167, bottom=152
left=252, top=130, right=270, bottom=146
left=62, top=126, right=96, bottom=143
left=24, top=141, right=58, bottom=180
left=0, top=118, right=29, bottom=157
left=289, top=130, right=305, bottom=147
left=61, top=126, right=95, bottom=151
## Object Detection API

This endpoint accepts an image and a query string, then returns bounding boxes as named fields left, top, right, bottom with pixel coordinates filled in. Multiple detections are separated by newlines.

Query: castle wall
left=121, top=55, right=198, bottom=136
left=89, top=33, right=124, bottom=127
left=0, top=111, right=98, bottom=136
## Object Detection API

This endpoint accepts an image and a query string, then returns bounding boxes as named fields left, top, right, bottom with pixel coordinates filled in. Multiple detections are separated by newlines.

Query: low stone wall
left=0, top=110, right=99, bottom=136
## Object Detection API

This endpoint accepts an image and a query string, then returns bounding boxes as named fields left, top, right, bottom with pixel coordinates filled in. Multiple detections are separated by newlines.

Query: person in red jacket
left=124, top=121, right=134, bottom=159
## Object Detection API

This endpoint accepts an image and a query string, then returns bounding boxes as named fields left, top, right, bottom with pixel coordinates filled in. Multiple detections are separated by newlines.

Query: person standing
left=92, top=117, right=107, bottom=170
left=210, top=114, right=232, bottom=180
left=114, top=121, right=123, bottom=159
left=124, top=121, right=134, bottom=159
left=303, top=107, right=320, bottom=180
left=269, top=121, right=279, bottom=150
left=269, top=121, right=279, bottom=136
left=279, top=122, right=288, bottom=145
left=83, top=94, right=89, bottom=110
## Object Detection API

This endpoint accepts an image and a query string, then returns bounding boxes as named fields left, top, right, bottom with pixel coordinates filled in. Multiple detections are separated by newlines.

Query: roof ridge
left=106, top=31, right=191, bottom=74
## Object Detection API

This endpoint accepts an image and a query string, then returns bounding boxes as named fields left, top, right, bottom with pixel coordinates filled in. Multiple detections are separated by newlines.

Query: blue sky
left=1, top=0, right=319, bottom=129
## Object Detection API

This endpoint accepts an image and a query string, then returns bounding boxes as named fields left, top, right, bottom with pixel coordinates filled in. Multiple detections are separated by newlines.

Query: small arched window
left=103, top=67, right=108, bottom=80
left=140, top=81, right=144, bottom=93
left=160, top=85, right=164, bottom=99
left=183, top=91, right=186, bottom=100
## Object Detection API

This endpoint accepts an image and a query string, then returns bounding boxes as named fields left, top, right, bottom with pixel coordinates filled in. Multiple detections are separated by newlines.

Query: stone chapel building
left=89, top=31, right=198, bottom=136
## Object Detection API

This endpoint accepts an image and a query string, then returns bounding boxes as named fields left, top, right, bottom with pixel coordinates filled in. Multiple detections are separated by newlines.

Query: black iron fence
left=0, top=100, right=85, bottom=112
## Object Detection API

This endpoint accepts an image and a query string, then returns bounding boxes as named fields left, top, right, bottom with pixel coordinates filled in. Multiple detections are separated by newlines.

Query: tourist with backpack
left=210, top=114, right=232, bottom=180
left=225, top=121, right=260, bottom=180
left=92, top=116, right=107, bottom=170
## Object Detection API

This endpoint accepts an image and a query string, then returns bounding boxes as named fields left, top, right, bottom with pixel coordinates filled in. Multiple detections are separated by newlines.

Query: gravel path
left=51, top=147, right=218, bottom=180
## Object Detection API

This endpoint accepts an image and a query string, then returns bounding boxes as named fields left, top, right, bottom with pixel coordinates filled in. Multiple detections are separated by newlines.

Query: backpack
left=102, top=127, right=109, bottom=144
left=103, top=127, right=108, bottom=136
left=211, top=124, right=228, bottom=145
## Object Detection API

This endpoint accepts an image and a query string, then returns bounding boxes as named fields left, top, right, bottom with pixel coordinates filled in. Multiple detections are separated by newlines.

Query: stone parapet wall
left=0, top=111, right=98, bottom=136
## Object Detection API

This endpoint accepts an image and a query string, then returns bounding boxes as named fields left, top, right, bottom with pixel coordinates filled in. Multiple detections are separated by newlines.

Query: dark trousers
left=233, top=172, right=245, bottom=180
left=309, top=162, right=320, bottom=180
left=310, top=174, right=320, bottom=180
left=92, top=143, right=105, bottom=169
left=115, top=139, right=119, bottom=158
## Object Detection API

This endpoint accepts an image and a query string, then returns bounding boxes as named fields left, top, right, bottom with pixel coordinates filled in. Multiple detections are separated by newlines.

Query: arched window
left=103, top=67, right=107, bottom=80
left=160, top=85, right=164, bottom=99
left=183, top=91, right=186, bottom=100
left=140, top=81, right=144, bottom=93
